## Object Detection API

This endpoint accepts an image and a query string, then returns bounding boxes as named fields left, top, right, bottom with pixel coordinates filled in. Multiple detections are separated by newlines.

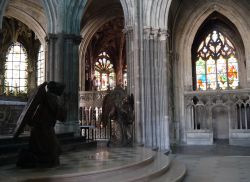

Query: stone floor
left=172, top=141, right=250, bottom=182
left=0, top=144, right=155, bottom=182
left=1, top=140, right=250, bottom=182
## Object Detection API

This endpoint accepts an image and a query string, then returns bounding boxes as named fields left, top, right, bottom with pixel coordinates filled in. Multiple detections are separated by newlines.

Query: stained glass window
left=94, top=52, right=116, bottom=91
left=37, top=45, right=45, bottom=86
left=5, top=42, right=28, bottom=94
left=195, top=30, right=239, bottom=90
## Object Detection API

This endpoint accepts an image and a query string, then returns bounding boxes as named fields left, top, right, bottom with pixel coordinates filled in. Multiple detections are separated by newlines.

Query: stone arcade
left=1, top=0, right=250, bottom=181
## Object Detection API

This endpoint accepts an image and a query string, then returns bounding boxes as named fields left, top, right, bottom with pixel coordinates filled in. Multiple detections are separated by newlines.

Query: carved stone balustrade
left=79, top=91, right=108, bottom=108
left=184, top=89, right=250, bottom=145
left=79, top=91, right=110, bottom=139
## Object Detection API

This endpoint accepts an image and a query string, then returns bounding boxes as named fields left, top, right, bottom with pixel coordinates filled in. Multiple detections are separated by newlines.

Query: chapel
left=1, top=0, right=250, bottom=181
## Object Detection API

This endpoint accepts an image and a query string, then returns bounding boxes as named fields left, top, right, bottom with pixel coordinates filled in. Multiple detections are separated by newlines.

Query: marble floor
left=172, top=142, right=250, bottom=182
left=0, top=145, right=154, bottom=182
left=1, top=141, right=250, bottom=182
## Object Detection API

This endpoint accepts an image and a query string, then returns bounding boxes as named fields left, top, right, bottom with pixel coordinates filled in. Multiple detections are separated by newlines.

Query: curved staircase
left=8, top=147, right=186, bottom=182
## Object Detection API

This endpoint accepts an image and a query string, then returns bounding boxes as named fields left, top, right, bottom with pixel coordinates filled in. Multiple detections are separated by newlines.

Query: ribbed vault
left=143, top=0, right=172, bottom=29
left=2, top=0, right=46, bottom=45
left=41, top=0, right=87, bottom=34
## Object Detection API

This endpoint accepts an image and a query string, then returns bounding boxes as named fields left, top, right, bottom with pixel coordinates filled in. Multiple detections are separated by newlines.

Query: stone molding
left=122, top=25, right=133, bottom=34
left=143, top=27, right=169, bottom=40
left=45, top=33, right=82, bottom=45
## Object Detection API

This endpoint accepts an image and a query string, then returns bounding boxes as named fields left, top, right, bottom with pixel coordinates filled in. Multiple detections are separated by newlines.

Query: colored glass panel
left=228, top=56, right=238, bottom=89
left=94, top=51, right=116, bottom=91
left=217, top=57, right=227, bottom=89
left=196, top=58, right=206, bottom=90
left=195, top=30, right=239, bottom=90
left=206, top=57, right=216, bottom=90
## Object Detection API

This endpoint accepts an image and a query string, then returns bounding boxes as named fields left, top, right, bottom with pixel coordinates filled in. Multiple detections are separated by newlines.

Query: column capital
left=64, top=34, right=82, bottom=45
left=143, top=26, right=151, bottom=38
left=143, top=27, right=158, bottom=39
left=45, top=33, right=82, bottom=45
left=143, top=27, right=169, bottom=40
left=158, top=29, right=169, bottom=41
left=123, top=25, right=133, bottom=34
left=45, top=33, right=58, bottom=42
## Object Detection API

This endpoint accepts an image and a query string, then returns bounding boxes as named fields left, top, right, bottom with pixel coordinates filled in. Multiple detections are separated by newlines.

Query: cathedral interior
left=1, top=0, right=250, bottom=181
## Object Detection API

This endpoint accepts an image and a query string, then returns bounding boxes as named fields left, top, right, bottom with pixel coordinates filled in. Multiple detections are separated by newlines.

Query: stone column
left=141, top=27, right=170, bottom=151
left=123, top=26, right=134, bottom=94
left=45, top=34, right=57, bottom=81
left=45, top=33, right=81, bottom=134
left=123, top=25, right=144, bottom=145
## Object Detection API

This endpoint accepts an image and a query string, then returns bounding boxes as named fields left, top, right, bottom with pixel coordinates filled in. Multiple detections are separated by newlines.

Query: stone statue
left=101, top=86, right=134, bottom=147
left=16, top=81, right=67, bottom=168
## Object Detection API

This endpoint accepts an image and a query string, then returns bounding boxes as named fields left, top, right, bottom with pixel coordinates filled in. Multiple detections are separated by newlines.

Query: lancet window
left=195, top=30, right=239, bottom=90
left=5, top=42, right=28, bottom=94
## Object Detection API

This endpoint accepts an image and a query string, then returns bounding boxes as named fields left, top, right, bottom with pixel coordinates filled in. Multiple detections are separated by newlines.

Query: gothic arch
left=176, top=3, right=250, bottom=89
left=3, top=0, right=46, bottom=45
left=119, top=0, right=133, bottom=27
left=143, top=0, right=171, bottom=28
left=79, top=2, right=124, bottom=90
left=0, top=0, right=8, bottom=29
left=171, top=1, right=250, bottom=143
left=42, top=0, right=87, bottom=34
left=191, top=12, right=245, bottom=90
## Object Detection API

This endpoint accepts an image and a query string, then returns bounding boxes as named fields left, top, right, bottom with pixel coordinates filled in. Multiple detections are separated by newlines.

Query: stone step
left=0, top=147, right=186, bottom=182
left=21, top=150, right=175, bottom=182
left=16, top=147, right=156, bottom=181
left=0, top=133, right=96, bottom=166
left=153, top=160, right=186, bottom=182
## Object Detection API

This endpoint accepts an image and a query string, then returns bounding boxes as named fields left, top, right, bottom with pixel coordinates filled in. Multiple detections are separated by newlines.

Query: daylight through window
left=37, top=45, right=45, bottom=86
left=195, top=30, right=239, bottom=90
left=5, top=42, right=28, bottom=94
left=94, top=52, right=116, bottom=91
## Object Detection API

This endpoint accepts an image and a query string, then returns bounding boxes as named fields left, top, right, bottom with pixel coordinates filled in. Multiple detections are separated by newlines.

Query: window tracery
left=195, top=30, right=239, bottom=90
left=5, top=42, right=28, bottom=94
left=94, top=52, right=116, bottom=91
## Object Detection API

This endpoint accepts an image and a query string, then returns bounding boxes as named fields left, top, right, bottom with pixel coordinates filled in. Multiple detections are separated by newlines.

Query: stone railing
left=0, top=100, right=27, bottom=136
left=79, top=91, right=110, bottom=139
left=79, top=91, right=108, bottom=108
left=184, top=89, right=250, bottom=145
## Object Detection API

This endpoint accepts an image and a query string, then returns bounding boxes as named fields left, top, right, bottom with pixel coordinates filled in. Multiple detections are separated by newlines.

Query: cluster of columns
left=124, top=25, right=170, bottom=151
left=46, top=33, right=82, bottom=133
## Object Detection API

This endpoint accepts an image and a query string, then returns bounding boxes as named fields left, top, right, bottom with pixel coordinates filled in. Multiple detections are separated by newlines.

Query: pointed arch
left=4, top=0, right=46, bottom=45
left=0, top=0, right=9, bottom=29
left=176, top=3, right=250, bottom=89
left=41, top=0, right=58, bottom=34
left=119, top=0, right=134, bottom=27
left=171, top=1, right=250, bottom=143
left=144, top=0, right=172, bottom=28
left=79, top=2, right=124, bottom=90
left=5, top=42, right=28, bottom=93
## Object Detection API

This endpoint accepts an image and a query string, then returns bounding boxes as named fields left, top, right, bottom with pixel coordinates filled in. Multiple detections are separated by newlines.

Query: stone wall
left=0, top=101, right=26, bottom=135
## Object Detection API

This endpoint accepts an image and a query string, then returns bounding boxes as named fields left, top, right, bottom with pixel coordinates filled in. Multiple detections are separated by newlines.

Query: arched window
left=94, top=52, right=116, bottom=91
left=195, top=30, right=239, bottom=90
left=5, top=42, right=28, bottom=94
left=37, top=45, right=45, bottom=86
